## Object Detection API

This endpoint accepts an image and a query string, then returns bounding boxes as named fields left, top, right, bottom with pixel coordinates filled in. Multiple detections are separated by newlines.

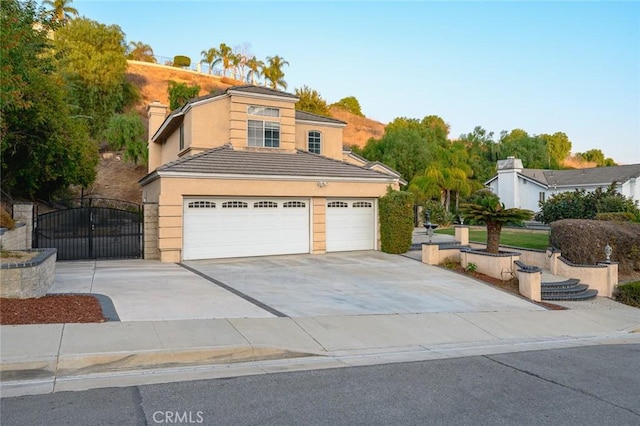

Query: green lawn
left=435, top=227, right=549, bottom=250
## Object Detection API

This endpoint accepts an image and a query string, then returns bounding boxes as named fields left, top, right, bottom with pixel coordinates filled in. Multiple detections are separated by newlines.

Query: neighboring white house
left=485, top=157, right=640, bottom=212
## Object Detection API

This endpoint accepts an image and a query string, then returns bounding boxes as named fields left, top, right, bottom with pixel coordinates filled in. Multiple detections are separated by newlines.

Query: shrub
left=615, top=281, right=640, bottom=308
left=550, top=219, right=640, bottom=274
left=537, top=185, right=640, bottom=223
left=379, top=190, right=415, bottom=254
left=331, top=96, right=364, bottom=116
left=0, top=209, right=15, bottom=230
left=167, top=80, right=201, bottom=110
left=173, top=55, right=191, bottom=68
left=422, top=200, right=454, bottom=227
left=595, top=212, right=636, bottom=222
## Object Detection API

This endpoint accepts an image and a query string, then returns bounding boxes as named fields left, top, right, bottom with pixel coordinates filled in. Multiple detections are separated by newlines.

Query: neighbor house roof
left=486, top=163, right=640, bottom=188
left=140, top=145, right=398, bottom=185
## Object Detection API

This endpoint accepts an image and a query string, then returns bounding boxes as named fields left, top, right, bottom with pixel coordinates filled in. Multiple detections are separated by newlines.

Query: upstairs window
left=308, top=131, right=321, bottom=154
left=247, top=105, right=280, bottom=148
left=248, top=120, right=280, bottom=147
left=179, top=124, right=184, bottom=150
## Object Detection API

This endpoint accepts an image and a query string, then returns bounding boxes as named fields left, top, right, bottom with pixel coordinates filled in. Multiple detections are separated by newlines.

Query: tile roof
left=537, top=164, right=640, bottom=187
left=295, top=110, right=347, bottom=125
left=147, top=145, right=397, bottom=181
left=226, top=85, right=298, bottom=99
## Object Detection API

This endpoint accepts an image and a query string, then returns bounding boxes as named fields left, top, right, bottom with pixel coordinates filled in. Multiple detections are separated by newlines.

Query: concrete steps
left=541, top=279, right=598, bottom=301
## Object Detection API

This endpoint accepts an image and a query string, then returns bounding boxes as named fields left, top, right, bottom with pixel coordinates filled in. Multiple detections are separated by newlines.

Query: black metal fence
left=34, top=198, right=142, bottom=260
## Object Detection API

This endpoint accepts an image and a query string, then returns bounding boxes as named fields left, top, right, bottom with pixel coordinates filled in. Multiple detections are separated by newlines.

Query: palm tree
left=212, top=43, right=233, bottom=77
left=245, top=56, right=264, bottom=85
left=127, top=41, right=156, bottom=63
left=230, top=52, right=242, bottom=80
left=460, top=190, right=533, bottom=254
left=200, top=47, right=219, bottom=74
left=43, top=0, right=78, bottom=23
left=264, top=55, right=289, bottom=90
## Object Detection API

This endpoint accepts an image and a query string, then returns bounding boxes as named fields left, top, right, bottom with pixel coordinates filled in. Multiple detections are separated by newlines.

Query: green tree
left=200, top=47, right=219, bottom=74
left=127, top=41, right=155, bottom=62
left=577, top=149, right=617, bottom=167
left=263, top=55, right=289, bottom=90
left=1, top=0, right=97, bottom=197
left=421, top=115, right=450, bottom=140
left=167, top=80, right=200, bottom=110
left=460, top=190, right=533, bottom=254
left=540, top=132, right=571, bottom=167
left=294, top=85, right=330, bottom=116
left=458, top=126, right=498, bottom=184
left=103, top=113, right=147, bottom=165
left=331, top=96, right=363, bottom=116
left=43, top=0, right=77, bottom=23
left=54, top=17, right=130, bottom=137
left=499, top=129, right=555, bottom=169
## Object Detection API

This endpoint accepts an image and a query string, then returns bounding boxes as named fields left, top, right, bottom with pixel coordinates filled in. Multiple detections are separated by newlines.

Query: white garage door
left=183, top=198, right=310, bottom=260
left=326, top=199, right=376, bottom=252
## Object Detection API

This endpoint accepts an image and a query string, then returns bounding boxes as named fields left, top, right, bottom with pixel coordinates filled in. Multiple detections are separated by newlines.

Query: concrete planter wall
left=0, top=224, right=28, bottom=250
left=460, top=248, right=521, bottom=281
left=0, top=248, right=57, bottom=298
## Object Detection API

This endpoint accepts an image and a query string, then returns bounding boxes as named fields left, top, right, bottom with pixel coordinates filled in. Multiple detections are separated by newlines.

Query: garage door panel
left=183, top=198, right=309, bottom=260
left=326, top=199, right=375, bottom=252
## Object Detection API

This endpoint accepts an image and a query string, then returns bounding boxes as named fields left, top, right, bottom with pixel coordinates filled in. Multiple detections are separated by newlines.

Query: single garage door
left=326, top=199, right=375, bottom=252
left=183, top=198, right=310, bottom=260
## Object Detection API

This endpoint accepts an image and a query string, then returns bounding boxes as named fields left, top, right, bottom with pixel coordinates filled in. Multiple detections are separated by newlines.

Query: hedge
left=379, top=190, right=415, bottom=254
left=615, top=281, right=640, bottom=308
left=173, top=55, right=191, bottom=68
left=550, top=219, right=640, bottom=274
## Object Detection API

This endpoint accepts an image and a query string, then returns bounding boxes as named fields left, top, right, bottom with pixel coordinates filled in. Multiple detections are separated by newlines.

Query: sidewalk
left=2, top=304, right=639, bottom=396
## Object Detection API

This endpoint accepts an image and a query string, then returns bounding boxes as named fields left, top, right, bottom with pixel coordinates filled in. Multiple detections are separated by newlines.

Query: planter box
left=461, top=248, right=520, bottom=281
left=0, top=248, right=57, bottom=298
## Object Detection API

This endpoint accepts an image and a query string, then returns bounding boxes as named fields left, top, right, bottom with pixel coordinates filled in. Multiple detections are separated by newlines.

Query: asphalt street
left=2, top=344, right=638, bottom=425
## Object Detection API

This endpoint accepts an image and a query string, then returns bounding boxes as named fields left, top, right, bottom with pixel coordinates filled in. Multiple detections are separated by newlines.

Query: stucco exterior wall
left=146, top=176, right=394, bottom=262
left=186, top=97, right=230, bottom=150
left=229, top=95, right=296, bottom=151
left=161, top=129, right=182, bottom=166
left=294, top=124, right=344, bottom=161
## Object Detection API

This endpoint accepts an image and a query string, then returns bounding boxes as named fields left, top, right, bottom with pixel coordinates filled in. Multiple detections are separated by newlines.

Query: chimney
left=147, top=101, right=168, bottom=173
left=496, top=157, right=523, bottom=209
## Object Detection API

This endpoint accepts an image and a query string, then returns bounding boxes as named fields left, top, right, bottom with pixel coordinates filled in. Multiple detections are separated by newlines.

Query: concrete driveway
left=184, top=251, right=543, bottom=317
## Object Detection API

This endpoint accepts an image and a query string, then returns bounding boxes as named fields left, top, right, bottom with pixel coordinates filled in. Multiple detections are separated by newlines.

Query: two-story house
left=140, top=85, right=402, bottom=262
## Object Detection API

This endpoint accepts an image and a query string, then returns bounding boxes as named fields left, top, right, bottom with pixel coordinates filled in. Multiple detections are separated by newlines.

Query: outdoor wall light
left=317, top=181, right=328, bottom=187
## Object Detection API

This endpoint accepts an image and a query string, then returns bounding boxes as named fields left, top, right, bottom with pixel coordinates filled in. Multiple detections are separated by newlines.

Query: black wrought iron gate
left=34, top=198, right=143, bottom=260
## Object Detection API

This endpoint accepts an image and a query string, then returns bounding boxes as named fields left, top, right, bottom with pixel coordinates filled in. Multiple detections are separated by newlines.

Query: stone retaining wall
left=0, top=248, right=57, bottom=298
left=0, top=224, right=27, bottom=250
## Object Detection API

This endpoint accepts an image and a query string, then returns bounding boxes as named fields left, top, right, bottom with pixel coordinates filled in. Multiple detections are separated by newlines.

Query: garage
left=326, top=198, right=376, bottom=252
left=183, top=198, right=310, bottom=260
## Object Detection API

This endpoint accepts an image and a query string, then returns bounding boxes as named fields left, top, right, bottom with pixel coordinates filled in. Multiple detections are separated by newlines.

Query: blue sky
left=70, top=0, right=639, bottom=164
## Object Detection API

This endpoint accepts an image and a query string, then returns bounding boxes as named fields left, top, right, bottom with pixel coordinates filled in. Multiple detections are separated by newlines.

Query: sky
left=69, top=0, right=639, bottom=164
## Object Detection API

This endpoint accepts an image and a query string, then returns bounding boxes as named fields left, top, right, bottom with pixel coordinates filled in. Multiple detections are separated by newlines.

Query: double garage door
left=183, top=198, right=375, bottom=260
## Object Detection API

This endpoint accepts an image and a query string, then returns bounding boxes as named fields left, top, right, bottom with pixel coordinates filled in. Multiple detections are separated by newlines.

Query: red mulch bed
left=0, top=295, right=107, bottom=325
left=450, top=266, right=568, bottom=311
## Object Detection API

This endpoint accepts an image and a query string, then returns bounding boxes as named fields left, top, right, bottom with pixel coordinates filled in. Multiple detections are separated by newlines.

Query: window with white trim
left=248, top=120, right=280, bottom=148
left=328, top=201, right=348, bottom=208
left=222, top=201, right=248, bottom=208
left=308, top=131, right=321, bottom=154
left=353, top=201, right=372, bottom=208
left=539, top=192, right=546, bottom=203
left=283, top=201, right=306, bottom=208
left=248, top=106, right=279, bottom=117
left=254, top=201, right=278, bottom=208
left=188, top=201, right=215, bottom=208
